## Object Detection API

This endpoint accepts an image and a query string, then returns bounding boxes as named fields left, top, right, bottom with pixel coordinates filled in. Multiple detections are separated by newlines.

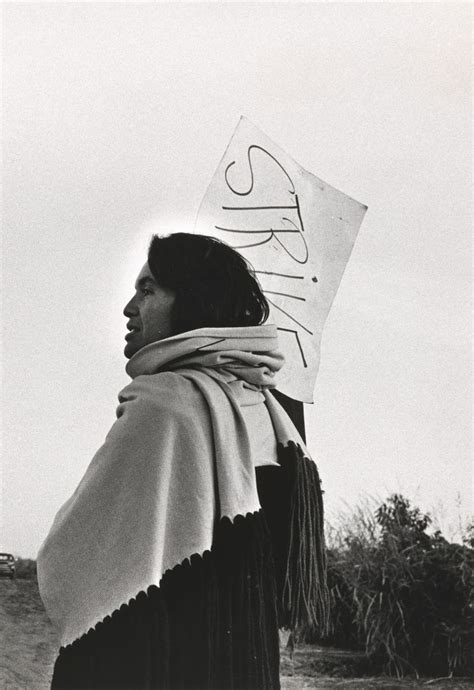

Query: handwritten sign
left=195, top=117, right=367, bottom=402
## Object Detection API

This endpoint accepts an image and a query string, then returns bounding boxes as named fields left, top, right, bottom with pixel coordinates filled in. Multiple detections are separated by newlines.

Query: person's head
left=123, top=232, right=269, bottom=358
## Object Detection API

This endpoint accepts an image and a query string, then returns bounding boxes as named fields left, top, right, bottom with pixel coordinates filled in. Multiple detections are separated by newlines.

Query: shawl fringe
left=257, top=442, right=330, bottom=636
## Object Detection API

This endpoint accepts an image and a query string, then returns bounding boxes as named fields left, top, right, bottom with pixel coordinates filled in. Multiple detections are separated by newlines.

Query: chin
left=124, top=343, right=138, bottom=359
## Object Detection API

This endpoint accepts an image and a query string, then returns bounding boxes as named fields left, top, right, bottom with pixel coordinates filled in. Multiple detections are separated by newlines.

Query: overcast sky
left=2, top=2, right=472, bottom=557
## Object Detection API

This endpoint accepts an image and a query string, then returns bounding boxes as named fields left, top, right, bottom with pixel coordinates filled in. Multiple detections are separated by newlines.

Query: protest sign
left=195, top=117, right=367, bottom=402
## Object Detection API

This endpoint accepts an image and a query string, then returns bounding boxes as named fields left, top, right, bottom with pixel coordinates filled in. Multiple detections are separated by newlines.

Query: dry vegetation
left=316, top=495, right=474, bottom=680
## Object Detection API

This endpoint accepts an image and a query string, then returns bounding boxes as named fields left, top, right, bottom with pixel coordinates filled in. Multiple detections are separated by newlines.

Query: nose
left=123, top=295, right=138, bottom=318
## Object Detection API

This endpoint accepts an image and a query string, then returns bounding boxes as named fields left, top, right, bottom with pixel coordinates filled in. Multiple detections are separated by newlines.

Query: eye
left=140, top=287, right=153, bottom=296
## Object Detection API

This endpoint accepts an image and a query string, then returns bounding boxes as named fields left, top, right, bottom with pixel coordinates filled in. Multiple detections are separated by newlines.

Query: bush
left=14, top=558, right=37, bottom=580
left=319, top=495, right=474, bottom=678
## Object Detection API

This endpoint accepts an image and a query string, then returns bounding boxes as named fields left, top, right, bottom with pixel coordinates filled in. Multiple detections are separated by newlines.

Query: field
left=1, top=579, right=473, bottom=690
left=0, top=579, right=57, bottom=690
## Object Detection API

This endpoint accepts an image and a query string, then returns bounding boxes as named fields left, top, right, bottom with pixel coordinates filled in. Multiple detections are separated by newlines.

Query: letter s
left=224, top=145, right=295, bottom=197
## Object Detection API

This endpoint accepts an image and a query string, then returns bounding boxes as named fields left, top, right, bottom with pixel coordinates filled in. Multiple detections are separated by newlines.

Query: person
left=37, top=232, right=328, bottom=690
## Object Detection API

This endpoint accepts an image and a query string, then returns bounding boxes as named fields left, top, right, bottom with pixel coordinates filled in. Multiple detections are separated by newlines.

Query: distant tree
left=376, top=493, right=431, bottom=547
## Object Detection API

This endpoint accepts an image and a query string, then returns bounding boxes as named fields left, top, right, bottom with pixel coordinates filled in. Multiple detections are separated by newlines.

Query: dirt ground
left=1, top=579, right=473, bottom=690
left=279, top=645, right=474, bottom=689
left=0, top=579, right=58, bottom=690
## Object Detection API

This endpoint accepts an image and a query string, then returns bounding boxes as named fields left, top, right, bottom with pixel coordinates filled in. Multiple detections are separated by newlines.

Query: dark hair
left=147, top=233, right=269, bottom=335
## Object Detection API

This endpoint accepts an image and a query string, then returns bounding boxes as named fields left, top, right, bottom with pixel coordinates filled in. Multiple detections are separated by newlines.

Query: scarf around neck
left=37, top=325, right=315, bottom=647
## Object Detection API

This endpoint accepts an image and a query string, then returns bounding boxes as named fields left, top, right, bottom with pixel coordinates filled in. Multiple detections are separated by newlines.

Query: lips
left=125, top=323, right=140, bottom=340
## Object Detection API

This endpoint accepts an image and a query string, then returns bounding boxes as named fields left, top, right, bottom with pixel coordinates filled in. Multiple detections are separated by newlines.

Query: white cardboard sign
left=195, top=117, right=367, bottom=402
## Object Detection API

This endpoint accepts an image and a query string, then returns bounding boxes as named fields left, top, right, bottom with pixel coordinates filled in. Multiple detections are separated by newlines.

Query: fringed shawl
left=37, top=325, right=328, bottom=650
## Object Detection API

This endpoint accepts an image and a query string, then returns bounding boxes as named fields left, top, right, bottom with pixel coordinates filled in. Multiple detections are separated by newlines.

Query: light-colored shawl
left=37, top=325, right=309, bottom=647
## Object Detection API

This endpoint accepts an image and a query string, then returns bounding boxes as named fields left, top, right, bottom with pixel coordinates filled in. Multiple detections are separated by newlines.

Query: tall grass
left=318, top=494, right=474, bottom=678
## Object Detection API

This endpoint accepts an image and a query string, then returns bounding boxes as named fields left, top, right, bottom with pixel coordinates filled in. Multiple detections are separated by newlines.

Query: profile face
left=123, top=263, right=176, bottom=359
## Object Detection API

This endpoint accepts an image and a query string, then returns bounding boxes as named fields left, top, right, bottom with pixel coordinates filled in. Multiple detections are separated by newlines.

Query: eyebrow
left=135, top=276, right=157, bottom=290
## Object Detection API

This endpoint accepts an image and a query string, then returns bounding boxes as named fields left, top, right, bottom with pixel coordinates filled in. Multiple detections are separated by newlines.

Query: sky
left=1, top=2, right=472, bottom=557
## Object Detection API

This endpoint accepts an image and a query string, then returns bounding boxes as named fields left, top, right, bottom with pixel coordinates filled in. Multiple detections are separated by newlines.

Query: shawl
left=37, top=325, right=327, bottom=648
